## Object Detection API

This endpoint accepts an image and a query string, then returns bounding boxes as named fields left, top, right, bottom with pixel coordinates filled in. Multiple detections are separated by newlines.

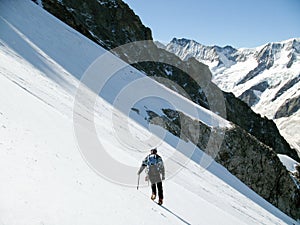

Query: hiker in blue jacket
left=137, top=148, right=165, bottom=205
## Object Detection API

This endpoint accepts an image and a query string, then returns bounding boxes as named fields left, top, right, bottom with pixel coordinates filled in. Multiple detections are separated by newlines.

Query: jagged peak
left=170, top=37, right=238, bottom=53
left=281, top=37, right=300, bottom=45
left=171, top=37, right=300, bottom=54
left=170, top=37, right=201, bottom=47
left=251, top=38, right=300, bottom=52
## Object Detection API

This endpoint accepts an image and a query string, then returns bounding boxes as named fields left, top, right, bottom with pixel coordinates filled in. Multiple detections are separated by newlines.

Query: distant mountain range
left=161, top=38, right=300, bottom=154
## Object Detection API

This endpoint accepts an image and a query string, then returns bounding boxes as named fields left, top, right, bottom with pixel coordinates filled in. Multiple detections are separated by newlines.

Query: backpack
left=145, top=154, right=163, bottom=177
left=147, top=154, right=159, bottom=166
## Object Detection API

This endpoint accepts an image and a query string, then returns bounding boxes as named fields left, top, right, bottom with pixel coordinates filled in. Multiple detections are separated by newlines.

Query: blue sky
left=123, top=0, right=300, bottom=48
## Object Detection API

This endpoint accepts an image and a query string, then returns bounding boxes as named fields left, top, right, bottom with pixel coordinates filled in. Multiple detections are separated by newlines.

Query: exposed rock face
left=272, top=74, right=300, bottom=102
left=275, top=96, right=300, bottom=119
left=41, top=0, right=152, bottom=49
left=224, top=92, right=298, bottom=160
left=239, top=81, right=270, bottom=106
left=34, top=0, right=300, bottom=219
left=218, top=127, right=300, bottom=218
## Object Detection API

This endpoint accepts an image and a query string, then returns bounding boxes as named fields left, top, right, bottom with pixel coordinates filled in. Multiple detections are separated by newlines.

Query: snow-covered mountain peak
left=253, top=38, right=300, bottom=66
left=166, top=38, right=239, bottom=69
left=164, top=37, right=300, bottom=154
left=170, top=37, right=201, bottom=47
left=166, top=37, right=300, bottom=72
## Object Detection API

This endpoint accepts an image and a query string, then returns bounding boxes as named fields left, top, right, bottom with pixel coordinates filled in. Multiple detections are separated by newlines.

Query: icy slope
left=0, top=0, right=298, bottom=224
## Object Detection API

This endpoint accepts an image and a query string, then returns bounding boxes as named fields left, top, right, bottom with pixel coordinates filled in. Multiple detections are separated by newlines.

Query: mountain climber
left=137, top=148, right=165, bottom=205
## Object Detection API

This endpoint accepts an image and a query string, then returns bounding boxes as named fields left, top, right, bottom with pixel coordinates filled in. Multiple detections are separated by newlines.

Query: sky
left=122, top=0, right=300, bottom=48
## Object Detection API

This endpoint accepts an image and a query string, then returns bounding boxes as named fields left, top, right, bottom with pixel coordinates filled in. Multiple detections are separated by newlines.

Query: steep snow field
left=0, top=1, right=298, bottom=224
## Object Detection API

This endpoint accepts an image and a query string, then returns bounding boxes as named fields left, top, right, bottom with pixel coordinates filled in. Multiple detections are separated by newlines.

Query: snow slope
left=278, top=154, right=299, bottom=173
left=0, top=0, right=299, bottom=224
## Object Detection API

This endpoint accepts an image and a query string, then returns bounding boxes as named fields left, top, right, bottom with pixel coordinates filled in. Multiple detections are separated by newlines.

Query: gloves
left=162, top=175, right=165, bottom=180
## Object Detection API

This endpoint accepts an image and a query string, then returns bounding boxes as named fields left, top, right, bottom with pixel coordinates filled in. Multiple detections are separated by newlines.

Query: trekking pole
left=137, top=174, right=140, bottom=190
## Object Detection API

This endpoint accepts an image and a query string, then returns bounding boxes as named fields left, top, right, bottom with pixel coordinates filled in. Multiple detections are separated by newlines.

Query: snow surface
left=0, top=0, right=299, bottom=224
left=278, top=154, right=299, bottom=173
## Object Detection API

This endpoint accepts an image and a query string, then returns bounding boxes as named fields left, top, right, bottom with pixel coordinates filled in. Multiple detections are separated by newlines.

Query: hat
left=150, top=148, right=157, bottom=154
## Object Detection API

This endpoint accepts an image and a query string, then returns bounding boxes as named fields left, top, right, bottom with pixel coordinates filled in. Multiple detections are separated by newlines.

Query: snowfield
left=0, top=0, right=299, bottom=224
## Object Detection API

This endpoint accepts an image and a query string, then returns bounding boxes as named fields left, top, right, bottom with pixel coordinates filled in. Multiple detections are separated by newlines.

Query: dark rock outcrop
left=225, top=92, right=298, bottom=160
left=239, top=81, right=269, bottom=106
left=41, top=0, right=152, bottom=49
left=275, top=96, right=300, bottom=119
left=218, top=126, right=300, bottom=218
left=272, top=74, right=300, bottom=102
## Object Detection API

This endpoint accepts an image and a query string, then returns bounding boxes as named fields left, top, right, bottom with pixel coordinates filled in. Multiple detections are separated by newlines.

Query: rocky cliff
left=39, top=0, right=152, bottom=49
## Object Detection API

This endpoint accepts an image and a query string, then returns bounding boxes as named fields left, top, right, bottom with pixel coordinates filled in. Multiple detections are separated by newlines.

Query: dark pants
left=151, top=182, right=163, bottom=200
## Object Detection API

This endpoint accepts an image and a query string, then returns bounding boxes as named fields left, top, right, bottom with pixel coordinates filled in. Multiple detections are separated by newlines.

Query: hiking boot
left=158, top=198, right=163, bottom=205
left=151, top=194, right=156, bottom=200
